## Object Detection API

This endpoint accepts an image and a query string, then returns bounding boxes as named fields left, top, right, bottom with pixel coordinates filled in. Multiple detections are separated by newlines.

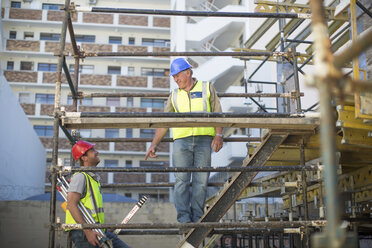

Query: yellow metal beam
left=282, top=165, right=372, bottom=208
left=337, top=105, right=372, bottom=131
left=254, top=0, right=346, bottom=20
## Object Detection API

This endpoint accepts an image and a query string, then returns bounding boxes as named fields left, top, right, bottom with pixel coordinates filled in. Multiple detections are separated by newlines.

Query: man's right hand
left=84, top=229, right=101, bottom=246
left=145, top=144, right=158, bottom=160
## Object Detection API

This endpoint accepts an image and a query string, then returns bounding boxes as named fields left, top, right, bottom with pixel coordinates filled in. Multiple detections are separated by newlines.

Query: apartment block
left=1, top=0, right=172, bottom=202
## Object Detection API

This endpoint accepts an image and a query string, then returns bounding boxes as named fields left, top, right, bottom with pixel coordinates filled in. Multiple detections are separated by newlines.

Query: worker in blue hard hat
left=145, top=58, right=223, bottom=223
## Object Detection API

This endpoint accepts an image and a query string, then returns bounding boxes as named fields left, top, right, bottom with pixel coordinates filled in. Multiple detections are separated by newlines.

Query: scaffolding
left=48, top=0, right=372, bottom=248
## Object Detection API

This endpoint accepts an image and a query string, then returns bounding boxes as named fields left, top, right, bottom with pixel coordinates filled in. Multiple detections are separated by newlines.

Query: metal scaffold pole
left=75, top=6, right=310, bottom=19
left=48, top=1, right=70, bottom=248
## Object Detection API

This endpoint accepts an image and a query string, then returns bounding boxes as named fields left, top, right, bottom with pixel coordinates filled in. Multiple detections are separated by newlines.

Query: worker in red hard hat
left=66, top=140, right=130, bottom=248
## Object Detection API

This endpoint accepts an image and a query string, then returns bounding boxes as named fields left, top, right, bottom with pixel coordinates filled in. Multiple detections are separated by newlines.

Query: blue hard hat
left=169, top=58, right=192, bottom=76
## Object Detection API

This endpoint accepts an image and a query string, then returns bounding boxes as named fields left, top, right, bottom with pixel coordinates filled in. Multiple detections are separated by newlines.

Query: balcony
left=5, top=39, right=170, bottom=55
left=3, top=7, right=170, bottom=29
left=4, top=70, right=169, bottom=89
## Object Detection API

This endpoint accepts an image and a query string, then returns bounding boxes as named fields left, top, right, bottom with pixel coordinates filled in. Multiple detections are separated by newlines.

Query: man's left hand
left=211, top=135, right=223, bottom=152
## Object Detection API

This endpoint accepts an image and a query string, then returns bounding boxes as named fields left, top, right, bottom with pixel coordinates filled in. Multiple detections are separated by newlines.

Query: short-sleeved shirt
left=164, top=79, right=222, bottom=113
left=68, top=172, right=100, bottom=198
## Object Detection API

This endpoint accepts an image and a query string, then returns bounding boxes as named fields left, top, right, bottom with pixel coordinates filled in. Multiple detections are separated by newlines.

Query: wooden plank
left=63, top=117, right=319, bottom=130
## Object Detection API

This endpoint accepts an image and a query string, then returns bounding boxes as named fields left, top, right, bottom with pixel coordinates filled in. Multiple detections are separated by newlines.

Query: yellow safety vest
left=66, top=172, right=104, bottom=230
left=171, top=80, right=216, bottom=140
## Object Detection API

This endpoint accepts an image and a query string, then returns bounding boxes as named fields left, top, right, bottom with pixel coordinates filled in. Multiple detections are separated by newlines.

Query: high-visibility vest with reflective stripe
left=171, top=80, right=216, bottom=140
left=66, top=172, right=104, bottom=229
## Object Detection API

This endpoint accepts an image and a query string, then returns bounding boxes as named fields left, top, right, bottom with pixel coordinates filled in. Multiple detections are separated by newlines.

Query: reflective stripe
left=87, top=208, right=96, bottom=216
left=86, top=208, right=104, bottom=218
left=202, top=81, right=207, bottom=112
left=172, top=89, right=179, bottom=112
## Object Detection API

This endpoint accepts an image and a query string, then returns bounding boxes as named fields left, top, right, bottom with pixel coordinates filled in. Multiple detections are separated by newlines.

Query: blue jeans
left=173, top=135, right=213, bottom=223
left=70, top=230, right=130, bottom=248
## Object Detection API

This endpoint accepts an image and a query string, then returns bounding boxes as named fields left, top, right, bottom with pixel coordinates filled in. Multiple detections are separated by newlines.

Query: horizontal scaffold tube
left=117, top=228, right=303, bottom=235
left=79, top=7, right=310, bottom=19
left=64, top=165, right=321, bottom=173
left=60, top=220, right=327, bottom=230
left=82, top=51, right=295, bottom=57
left=84, top=137, right=262, bottom=143
left=81, top=92, right=303, bottom=98
left=100, top=181, right=302, bottom=188
left=64, top=112, right=300, bottom=118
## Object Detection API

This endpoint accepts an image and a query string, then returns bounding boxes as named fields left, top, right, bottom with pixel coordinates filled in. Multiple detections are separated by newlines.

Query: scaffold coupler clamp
left=296, top=175, right=303, bottom=194
left=68, top=2, right=76, bottom=13
left=290, top=90, right=302, bottom=99
left=61, top=166, right=72, bottom=174
left=57, top=158, right=64, bottom=178
left=55, top=217, right=63, bottom=238
left=59, top=106, right=66, bottom=126
left=272, top=51, right=289, bottom=59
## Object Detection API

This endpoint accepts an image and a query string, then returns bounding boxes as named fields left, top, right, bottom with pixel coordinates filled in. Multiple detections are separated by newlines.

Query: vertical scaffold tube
left=49, top=1, right=70, bottom=248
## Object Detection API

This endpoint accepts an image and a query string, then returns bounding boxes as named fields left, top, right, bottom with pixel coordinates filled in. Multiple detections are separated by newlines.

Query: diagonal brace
left=178, top=133, right=289, bottom=248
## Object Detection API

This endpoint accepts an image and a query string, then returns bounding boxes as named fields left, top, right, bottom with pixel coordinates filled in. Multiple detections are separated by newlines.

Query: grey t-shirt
left=68, top=172, right=100, bottom=198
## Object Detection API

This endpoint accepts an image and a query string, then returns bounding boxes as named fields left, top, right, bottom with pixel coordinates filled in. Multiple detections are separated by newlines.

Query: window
left=40, top=33, right=60, bottom=41
left=68, top=96, right=92, bottom=106
left=141, top=68, right=167, bottom=76
left=36, top=94, right=55, bottom=104
left=127, top=67, right=135, bottom=76
left=42, top=3, right=62, bottom=10
left=140, top=129, right=155, bottom=138
left=20, top=61, right=34, bottom=71
left=46, top=158, right=52, bottom=167
left=64, top=158, right=71, bottom=167
left=11, top=1, right=21, bottom=8
left=38, top=63, right=57, bottom=72
left=18, top=92, right=31, bottom=103
left=79, top=129, right=92, bottom=138
left=75, top=35, right=95, bottom=43
left=105, top=129, right=119, bottom=138
left=128, top=37, right=135, bottom=45
left=9, top=31, right=17, bottom=39
left=125, top=193, right=132, bottom=198
left=108, top=66, right=121, bottom=75
left=140, top=98, right=165, bottom=108
left=139, top=161, right=167, bottom=167
left=142, top=38, right=170, bottom=47
left=104, top=160, right=118, bottom=167
left=34, top=125, right=53, bottom=137
left=127, top=97, right=133, bottom=107
left=106, top=97, right=120, bottom=107
left=24, top=32, right=34, bottom=40
left=7, top=61, right=14, bottom=70
left=109, top=36, right=122, bottom=44
left=126, top=128, right=133, bottom=138
left=125, top=160, right=132, bottom=168
left=69, top=65, right=94, bottom=74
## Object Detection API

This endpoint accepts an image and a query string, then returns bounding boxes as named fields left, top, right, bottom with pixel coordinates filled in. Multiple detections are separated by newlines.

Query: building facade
left=1, top=0, right=172, bottom=202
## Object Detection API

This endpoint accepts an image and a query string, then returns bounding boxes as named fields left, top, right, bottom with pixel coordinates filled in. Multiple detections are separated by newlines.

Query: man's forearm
left=216, top=127, right=223, bottom=135
left=67, top=202, right=86, bottom=225
left=151, top=128, right=169, bottom=146
left=67, top=192, right=87, bottom=224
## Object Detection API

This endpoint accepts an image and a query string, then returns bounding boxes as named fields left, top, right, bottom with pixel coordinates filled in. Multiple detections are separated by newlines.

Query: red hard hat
left=72, top=141, right=95, bottom=161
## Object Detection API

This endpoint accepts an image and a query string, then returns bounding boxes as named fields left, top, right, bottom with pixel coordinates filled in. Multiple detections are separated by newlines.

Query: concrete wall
left=0, top=201, right=178, bottom=248
left=0, top=77, right=46, bottom=200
